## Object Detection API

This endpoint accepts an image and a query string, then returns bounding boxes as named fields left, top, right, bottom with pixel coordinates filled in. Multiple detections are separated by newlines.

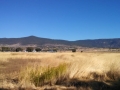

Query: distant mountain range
left=0, top=36, right=120, bottom=48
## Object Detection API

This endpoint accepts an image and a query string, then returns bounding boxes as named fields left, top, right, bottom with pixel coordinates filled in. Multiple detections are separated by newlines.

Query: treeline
left=0, top=47, right=58, bottom=52
left=0, top=47, right=77, bottom=52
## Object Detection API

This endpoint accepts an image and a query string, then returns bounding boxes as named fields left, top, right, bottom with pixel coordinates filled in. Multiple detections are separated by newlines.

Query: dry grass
left=0, top=52, right=120, bottom=90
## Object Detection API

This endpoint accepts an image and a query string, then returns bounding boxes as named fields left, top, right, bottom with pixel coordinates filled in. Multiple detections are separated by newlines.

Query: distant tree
left=53, top=48, right=57, bottom=52
left=72, top=49, right=76, bottom=52
left=16, top=47, right=23, bottom=52
left=26, top=47, right=34, bottom=52
left=0, top=48, right=2, bottom=52
left=2, top=47, right=11, bottom=52
left=35, top=48, right=41, bottom=52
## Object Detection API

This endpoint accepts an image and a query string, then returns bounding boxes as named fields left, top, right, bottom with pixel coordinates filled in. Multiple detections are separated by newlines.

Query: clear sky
left=0, top=0, right=120, bottom=41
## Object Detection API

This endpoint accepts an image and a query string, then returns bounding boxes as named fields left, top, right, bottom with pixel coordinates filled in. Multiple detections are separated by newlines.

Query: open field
left=0, top=52, right=120, bottom=90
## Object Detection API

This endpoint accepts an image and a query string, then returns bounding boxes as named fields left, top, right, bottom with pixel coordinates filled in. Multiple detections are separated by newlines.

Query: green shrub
left=30, top=64, right=67, bottom=86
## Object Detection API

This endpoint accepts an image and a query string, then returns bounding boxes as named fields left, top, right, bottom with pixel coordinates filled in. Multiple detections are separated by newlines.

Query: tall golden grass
left=0, top=52, right=120, bottom=90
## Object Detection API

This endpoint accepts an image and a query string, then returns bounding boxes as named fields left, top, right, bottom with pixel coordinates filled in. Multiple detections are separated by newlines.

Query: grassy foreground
left=0, top=52, right=120, bottom=90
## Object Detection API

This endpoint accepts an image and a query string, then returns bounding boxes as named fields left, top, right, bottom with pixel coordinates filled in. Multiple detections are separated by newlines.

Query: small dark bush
left=26, top=47, right=34, bottom=52
left=16, top=47, right=23, bottom=52
left=72, top=49, right=76, bottom=52
left=35, top=48, right=41, bottom=52
left=53, top=49, right=57, bottom=52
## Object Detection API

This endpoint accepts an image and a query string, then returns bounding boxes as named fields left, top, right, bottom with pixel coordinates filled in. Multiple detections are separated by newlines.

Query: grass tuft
left=19, top=63, right=67, bottom=86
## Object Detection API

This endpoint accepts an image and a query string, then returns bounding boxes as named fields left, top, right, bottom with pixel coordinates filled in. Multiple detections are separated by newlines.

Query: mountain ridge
left=0, top=36, right=120, bottom=48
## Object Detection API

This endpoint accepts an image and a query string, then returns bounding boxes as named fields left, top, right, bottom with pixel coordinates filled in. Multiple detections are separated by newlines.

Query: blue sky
left=0, top=0, right=120, bottom=41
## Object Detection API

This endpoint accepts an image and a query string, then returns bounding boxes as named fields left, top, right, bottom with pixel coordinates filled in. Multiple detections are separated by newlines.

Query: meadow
left=0, top=52, right=120, bottom=90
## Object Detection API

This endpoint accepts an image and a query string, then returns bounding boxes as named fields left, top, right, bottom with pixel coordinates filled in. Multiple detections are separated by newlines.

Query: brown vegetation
left=0, top=52, right=120, bottom=90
